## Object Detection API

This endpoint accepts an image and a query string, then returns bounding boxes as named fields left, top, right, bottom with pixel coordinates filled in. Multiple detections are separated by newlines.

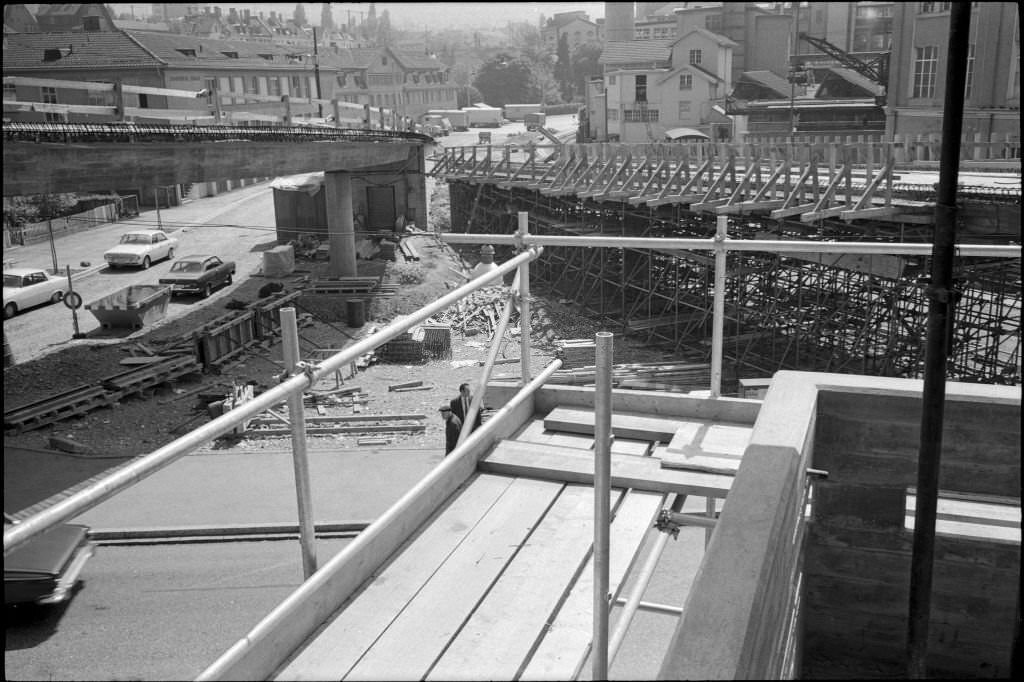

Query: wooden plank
left=426, top=485, right=612, bottom=680
left=482, top=440, right=733, bottom=497
left=610, top=437, right=652, bottom=457
left=544, top=406, right=685, bottom=442
left=520, top=489, right=666, bottom=680
left=341, top=477, right=564, bottom=681
left=273, top=473, right=518, bottom=681
left=659, top=421, right=753, bottom=474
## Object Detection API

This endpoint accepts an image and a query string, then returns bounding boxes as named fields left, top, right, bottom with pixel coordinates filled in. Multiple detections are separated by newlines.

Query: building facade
left=886, top=1, right=1019, bottom=140
left=542, top=10, right=601, bottom=51
left=601, top=29, right=735, bottom=143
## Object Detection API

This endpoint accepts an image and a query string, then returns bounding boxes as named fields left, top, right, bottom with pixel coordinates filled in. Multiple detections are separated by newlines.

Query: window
left=268, top=77, right=282, bottom=97
left=635, top=74, right=647, bottom=102
left=607, top=109, right=618, bottom=121
left=964, top=43, right=976, bottom=99
left=221, top=51, right=239, bottom=59
left=689, top=49, right=702, bottom=65
left=919, top=2, right=951, bottom=13
left=624, top=108, right=659, bottom=122
left=608, top=75, right=616, bottom=86
left=679, top=73, right=693, bottom=90
left=705, top=15, right=722, bottom=31
left=41, top=86, right=61, bottom=122
left=291, top=76, right=303, bottom=97
left=87, top=83, right=113, bottom=107
left=912, top=45, right=939, bottom=98
left=678, top=101, right=691, bottom=118
left=176, top=48, right=197, bottom=57
left=138, top=93, right=149, bottom=108
left=3, top=82, right=15, bottom=101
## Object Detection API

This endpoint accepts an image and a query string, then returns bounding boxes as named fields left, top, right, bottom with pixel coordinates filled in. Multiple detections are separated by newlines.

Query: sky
left=110, top=3, right=608, bottom=31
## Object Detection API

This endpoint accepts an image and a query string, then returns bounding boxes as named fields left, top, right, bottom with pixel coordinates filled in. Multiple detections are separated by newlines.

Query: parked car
left=3, top=267, right=70, bottom=319
left=4, top=513, right=94, bottom=607
left=103, top=229, right=178, bottom=269
left=158, top=254, right=236, bottom=298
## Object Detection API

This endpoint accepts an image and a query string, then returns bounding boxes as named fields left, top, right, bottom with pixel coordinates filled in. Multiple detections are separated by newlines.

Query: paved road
left=3, top=182, right=277, bottom=364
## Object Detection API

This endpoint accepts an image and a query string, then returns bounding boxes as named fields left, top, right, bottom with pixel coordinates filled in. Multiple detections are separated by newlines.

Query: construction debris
left=389, top=380, right=423, bottom=391
left=547, top=362, right=714, bottom=393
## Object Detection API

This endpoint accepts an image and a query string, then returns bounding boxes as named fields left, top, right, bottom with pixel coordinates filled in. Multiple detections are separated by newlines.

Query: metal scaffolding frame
left=444, top=156, right=1020, bottom=388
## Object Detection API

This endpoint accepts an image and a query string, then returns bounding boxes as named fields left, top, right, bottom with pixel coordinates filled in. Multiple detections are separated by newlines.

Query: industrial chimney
left=604, top=2, right=635, bottom=42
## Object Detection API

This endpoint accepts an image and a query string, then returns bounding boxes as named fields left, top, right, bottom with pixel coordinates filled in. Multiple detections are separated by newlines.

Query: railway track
left=3, top=355, right=201, bottom=434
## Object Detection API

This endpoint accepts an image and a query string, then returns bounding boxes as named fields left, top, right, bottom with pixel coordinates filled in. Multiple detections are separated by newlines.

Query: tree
left=572, top=44, right=604, bottom=103
left=554, top=34, right=573, bottom=102
left=375, top=9, right=391, bottom=46
left=319, top=3, right=334, bottom=33
left=293, top=3, right=307, bottom=27
left=473, top=53, right=539, bottom=107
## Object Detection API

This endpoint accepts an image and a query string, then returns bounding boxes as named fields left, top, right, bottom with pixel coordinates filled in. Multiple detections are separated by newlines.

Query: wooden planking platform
left=427, top=485, right=611, bottom=680
left=274, top=474, right=526, bottom=681
left=660, top=421, right=753, bottom=474
left=515, top=418, right=651, bottom=455
left=544, top=406, right=689, bottom=442
left=482, top=440, right=733, bottom=498
left=520, top=489, right=667, bottom=680
left=341, top=476, right=563, bottom=680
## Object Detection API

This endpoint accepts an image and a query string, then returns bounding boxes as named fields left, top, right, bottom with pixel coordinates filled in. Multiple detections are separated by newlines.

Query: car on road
left=4, top=513, right=94, bottom=607
left=104, top=229, right=178, bottom=269
left=3, top=267, right=70, bottom=319
left=158, top=254, right=236, bottom=298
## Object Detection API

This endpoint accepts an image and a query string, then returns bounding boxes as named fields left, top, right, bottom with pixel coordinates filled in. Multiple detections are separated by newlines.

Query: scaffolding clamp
left=654, top=509, right=681, bottom=539
left=279, top=360, right=320, bottom=385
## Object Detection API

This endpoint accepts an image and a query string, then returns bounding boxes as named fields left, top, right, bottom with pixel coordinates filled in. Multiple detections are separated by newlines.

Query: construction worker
left=450, top=383, right=482, bottom=434
left=440, top=404, right=462, bottom=455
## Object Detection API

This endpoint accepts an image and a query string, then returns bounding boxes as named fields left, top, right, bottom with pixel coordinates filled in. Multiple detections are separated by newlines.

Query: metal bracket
left=654, top=509, right=681, bottom=539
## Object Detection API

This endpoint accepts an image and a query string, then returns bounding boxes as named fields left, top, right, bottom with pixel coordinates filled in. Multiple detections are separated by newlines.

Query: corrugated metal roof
left=1, top=30, right=163, bottom=69
left=739, top=70, right=791, bottom=98
left=820, top=66, right=884, bottom=97
left=599, top=39, right=673, bottom=65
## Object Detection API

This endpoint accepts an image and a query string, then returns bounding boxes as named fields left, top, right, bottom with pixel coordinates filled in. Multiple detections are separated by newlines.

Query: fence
left=4, top=201, right=121, bottom=247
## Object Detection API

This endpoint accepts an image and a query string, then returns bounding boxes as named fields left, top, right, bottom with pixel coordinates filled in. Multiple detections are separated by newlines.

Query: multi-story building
left=328, top=47, right=456, bottom=120
left=600, top=28, right=735, bottom=143
left=886, top=1, right=1019, bottom=141
left=542, top=10, right=601, bottom=51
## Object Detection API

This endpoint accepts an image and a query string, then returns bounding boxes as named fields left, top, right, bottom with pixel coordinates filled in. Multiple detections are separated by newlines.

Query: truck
left=503, top=103, right=542, bottom=121
left=524, top=112, right=547, bottom=131
left=461, top=105, right=502, bottom=128
left=428, top=109, right=469, bottom=131
left=420, top=113, right=451, bottom=136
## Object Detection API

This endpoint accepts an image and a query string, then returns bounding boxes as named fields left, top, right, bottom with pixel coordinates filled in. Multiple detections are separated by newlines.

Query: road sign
left=64, top=291, right=83, bottom=310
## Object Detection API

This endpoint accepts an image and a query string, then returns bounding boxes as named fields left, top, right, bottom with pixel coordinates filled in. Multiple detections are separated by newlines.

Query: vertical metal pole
left=517, top=212, right=531, bottom=384
left=312, top=27, right=323, bottom=118
left=907, top=3, right=971, bottom=677
left=47, top=220, right=59, bottom=274
left=710, top=215, right=727, bottom=398
left=593, top=330, right=613, bottom=681
left=281, top=307, right=318, bottom=579
left=65, top=265, right=81, bottom=338
left=154, top=187, right=163, bottom=231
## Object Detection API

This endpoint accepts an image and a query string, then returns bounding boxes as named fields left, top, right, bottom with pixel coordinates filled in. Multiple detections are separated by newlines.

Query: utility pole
left=312, top=27, right=323, bottom=118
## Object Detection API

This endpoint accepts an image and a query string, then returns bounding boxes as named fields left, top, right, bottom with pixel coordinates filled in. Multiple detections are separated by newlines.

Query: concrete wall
left=804, top=388, right=1020, bottom=678
left=656, top=372, right=1020, bottom=680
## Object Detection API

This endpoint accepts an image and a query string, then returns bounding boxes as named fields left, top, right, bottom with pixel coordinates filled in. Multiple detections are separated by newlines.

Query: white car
left=3, top=268, right=70, bottom=319
left=104, top=229, right=178, bottom=269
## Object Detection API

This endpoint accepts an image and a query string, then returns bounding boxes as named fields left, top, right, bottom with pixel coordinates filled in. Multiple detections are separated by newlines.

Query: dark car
left=4, top=513, right=94, bottom=606
left=158, top=254, right=236, bottom=298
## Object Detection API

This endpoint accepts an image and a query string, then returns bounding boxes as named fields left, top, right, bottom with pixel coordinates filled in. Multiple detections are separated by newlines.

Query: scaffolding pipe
left=457, top=270, right=520, bottom=446
left=280, top=308, right=318, bottom=579
left=711, top=215, right=728, bottom=398
left=4, top=248, right=542, bottom=556
left=440, top=233, right=1018, bottom=258
left=907, top=3, right=971, bottom=677
left=593, top=331, right=614, bottom=680
left=608, top=494, right=687, bottom=664
left=518, top=212, right=532, bottom=384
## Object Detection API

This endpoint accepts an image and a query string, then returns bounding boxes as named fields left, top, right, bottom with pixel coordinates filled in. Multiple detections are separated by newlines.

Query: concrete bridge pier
left=324, top=171, right=357, bottom=278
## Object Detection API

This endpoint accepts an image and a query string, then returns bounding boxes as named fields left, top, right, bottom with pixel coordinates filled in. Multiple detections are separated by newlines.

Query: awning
left=664, top=127, right=710, bottom=141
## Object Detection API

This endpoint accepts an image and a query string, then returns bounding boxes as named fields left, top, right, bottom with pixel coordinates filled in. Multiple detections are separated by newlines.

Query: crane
left=797, top=32, right=889, bottom=87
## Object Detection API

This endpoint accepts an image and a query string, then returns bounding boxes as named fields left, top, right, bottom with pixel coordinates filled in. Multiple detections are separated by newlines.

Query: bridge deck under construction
left=433, top=141, right=1021, bottom=387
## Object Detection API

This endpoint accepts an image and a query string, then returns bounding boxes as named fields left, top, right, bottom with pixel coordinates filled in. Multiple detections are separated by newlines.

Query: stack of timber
left=555, top=338, right=597, bottom=369
left=244, top=413, right=427, bottom=437
left=548, top=361, right=713, bottom=393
